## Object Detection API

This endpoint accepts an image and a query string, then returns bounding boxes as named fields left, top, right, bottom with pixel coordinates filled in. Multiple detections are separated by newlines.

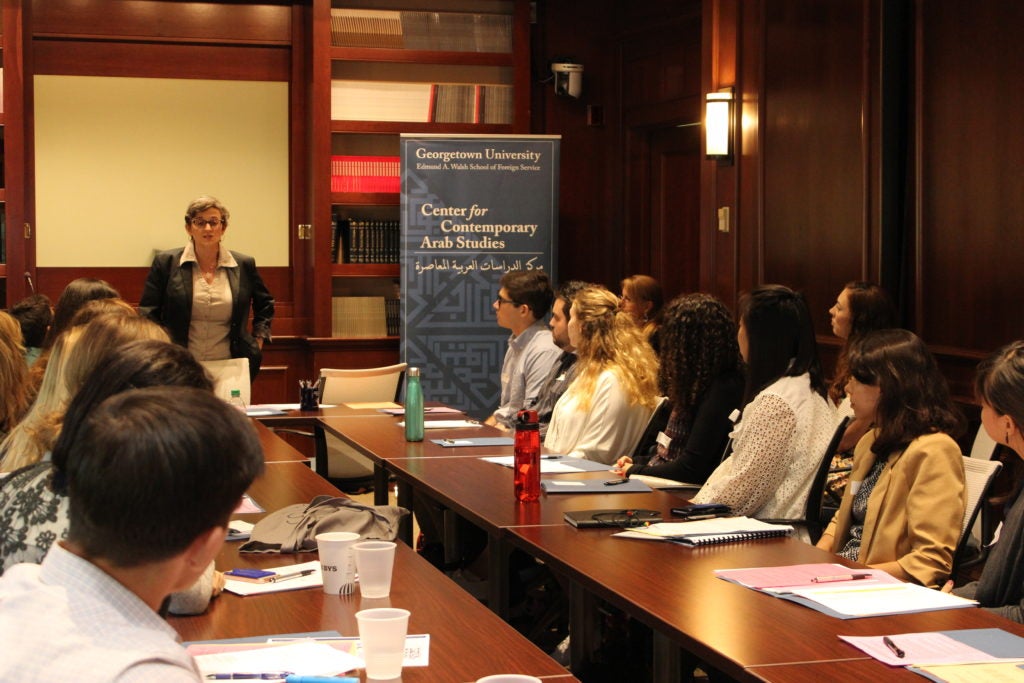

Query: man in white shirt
left=0, top=387, right=264, bottom=682
left=486, top=270, right=561, bottom=430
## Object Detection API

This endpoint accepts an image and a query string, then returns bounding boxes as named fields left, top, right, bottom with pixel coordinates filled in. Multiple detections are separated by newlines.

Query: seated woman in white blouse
left=545, top=286, right=660, bottom=464
left=691, top=284, right=835, bottom=522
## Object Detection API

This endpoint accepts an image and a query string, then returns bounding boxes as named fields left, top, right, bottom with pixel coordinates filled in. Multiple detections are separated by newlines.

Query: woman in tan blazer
left=817, top=329, right=966, bottom=588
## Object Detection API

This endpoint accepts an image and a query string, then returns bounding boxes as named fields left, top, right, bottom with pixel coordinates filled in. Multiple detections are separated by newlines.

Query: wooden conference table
left=311, top=410, right=1024, bottom=683
left=168, top=429, right=578, bottom=683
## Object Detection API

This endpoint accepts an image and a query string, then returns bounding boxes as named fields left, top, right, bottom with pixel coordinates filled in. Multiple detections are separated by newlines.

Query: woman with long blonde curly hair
left=0, top=312, right=32, bottom=440
left=545, top=286, right=660, bottom=464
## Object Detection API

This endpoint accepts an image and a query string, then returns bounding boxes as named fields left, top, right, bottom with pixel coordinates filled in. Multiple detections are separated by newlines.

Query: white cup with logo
left=315, top=531, right=360, bottom=595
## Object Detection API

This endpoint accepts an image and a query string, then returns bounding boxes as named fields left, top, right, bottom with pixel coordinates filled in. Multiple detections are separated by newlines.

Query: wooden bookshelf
left=312, top=0, right=529, bottom=343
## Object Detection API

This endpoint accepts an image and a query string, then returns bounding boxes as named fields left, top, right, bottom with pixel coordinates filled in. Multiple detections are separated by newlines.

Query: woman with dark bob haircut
left=691, top=285, right=834, bottom=524
left=614, top=293, right=744, bottom=484
left=949, top=341, right=1024, bottom=620
left=817, top=329, right=966, bottom=587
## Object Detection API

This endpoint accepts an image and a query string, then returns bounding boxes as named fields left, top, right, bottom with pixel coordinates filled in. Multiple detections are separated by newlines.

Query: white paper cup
left=316, top=531, right=360, bottom=595
left=475, top=676, right=543, bottom=683
left=356, top=607, right=410, bottom=680
left=354, top=540, right=397, bottom=598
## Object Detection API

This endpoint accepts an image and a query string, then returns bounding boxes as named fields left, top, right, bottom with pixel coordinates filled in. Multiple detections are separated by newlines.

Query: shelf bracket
left=297, top=223, right=312, bottom=240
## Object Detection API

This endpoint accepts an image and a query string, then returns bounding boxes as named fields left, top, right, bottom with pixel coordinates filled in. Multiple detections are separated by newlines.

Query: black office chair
left=803, top=416, right=851, bottom=543
left=764, top=416, right=849, bottom=544
left=630, top=396, right=672, bottom=458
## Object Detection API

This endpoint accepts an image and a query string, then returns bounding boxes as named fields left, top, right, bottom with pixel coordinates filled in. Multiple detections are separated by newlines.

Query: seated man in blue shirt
left=0, top=386, right=264, bottom=682
left=485, top=270, right=561, bottom=431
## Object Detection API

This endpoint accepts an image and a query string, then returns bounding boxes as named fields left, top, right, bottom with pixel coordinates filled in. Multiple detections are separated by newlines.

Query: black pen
left=603, top=478, right=630, bottom=486
left=268, top=568, right=316, bottom=583
left=882, top=636, right=905, bottom=659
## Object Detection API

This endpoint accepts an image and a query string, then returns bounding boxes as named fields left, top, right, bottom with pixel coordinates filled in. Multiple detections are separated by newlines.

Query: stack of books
left=330, top=155, right=400, bottom=194
left=331, top=81, right=514, bottom=125
left=330, top=9, right=513, bottom=53
left=331, top=297, right=388, bottom=338
left=331, top=217, right=401, bottom=264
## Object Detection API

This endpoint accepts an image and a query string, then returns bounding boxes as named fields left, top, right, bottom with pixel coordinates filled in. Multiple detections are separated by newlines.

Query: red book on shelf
left=331, top=155, right=400, bottom=193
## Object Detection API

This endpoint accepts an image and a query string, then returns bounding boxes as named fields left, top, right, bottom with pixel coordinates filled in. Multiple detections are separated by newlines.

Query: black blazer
left=139, top=247, right=274, bottom=380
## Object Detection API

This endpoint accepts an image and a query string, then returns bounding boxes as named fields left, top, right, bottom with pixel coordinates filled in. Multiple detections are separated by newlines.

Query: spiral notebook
left=613, top=516, right=793, bottom=546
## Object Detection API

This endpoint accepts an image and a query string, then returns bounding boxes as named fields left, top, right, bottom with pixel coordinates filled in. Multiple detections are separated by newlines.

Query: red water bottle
left=514, top=409, right=541, bottom=502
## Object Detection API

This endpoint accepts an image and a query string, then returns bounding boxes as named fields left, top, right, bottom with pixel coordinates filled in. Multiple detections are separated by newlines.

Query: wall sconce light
left=705, top=87, right=734, bottom=161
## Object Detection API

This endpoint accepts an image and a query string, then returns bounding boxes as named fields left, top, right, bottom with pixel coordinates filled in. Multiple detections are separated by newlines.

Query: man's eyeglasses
left=191, top=217, right=224, bottom=229
left=495, top=295, right=520, bottom=306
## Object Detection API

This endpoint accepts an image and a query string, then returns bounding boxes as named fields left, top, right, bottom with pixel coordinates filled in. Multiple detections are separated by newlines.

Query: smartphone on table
left=670, top=503, right=731, bottom=519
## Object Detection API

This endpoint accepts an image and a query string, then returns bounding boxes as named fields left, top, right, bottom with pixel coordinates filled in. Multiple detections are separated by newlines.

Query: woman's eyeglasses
left=191, top=217, right=223, bottom=228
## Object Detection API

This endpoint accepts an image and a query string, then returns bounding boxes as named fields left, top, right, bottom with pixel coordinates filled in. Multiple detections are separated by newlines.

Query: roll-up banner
left=400, top=134, right=560, bottom=417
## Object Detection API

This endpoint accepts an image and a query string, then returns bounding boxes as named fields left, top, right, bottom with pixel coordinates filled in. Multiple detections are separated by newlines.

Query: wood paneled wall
left=545, top=0, right=1021, bottom=399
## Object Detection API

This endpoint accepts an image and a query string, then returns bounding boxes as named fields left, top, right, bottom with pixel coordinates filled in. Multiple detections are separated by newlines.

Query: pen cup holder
left=299, top=385, right=319, bottom=411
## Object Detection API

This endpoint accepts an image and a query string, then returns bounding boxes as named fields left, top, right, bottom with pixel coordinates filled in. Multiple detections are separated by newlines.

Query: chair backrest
left=803, top=416, right=851, bottom=544
left=200, top=358, right=251, bottom=405
left=631, top=396, right=672, bottom=458
left=319, top=363, right=408, bottom=404
left=966, top=425, right=1001, bottom=544
left=953, top=455, right=1003, bottom=574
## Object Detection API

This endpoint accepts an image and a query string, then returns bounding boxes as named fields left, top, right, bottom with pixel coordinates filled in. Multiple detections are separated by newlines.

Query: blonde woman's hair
left=570, top=286, right=660, bottom=412
left=0, top=312, right=169, bottom=472
left=0, top=311, right=31, bottom=433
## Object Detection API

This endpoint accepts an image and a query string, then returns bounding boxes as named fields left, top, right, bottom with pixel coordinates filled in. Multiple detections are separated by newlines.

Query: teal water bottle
left=404, top=367, right=424, bottom=442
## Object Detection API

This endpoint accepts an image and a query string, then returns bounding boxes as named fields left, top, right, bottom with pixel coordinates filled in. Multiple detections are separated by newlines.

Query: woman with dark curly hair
left=817, top=329, right=965, bottom=587
left=613, top=293, right=744, bottom=484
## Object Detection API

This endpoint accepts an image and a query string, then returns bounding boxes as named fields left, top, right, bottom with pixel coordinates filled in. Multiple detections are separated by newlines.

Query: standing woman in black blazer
left=139, top=195, right=274, bottom=381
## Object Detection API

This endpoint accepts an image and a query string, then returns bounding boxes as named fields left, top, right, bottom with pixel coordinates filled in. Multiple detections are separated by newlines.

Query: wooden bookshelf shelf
left=331, top=46, right=513, bottom=66
left=331, top=263, right=399, bottom=278
left=331, top=120, right=515, bottom=135
left=330, top=191, right=398, bottom=206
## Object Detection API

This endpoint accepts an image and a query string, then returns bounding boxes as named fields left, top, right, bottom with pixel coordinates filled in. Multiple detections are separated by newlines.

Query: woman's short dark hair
left=185, top=194, right=231, bottom=226
left=739, top=284, right=825, bottom=403
left=844, top=281, right=897, bottom=338
left=62, top=386, right=263, bottom=567
left=848, top=328, right=964, bottom=457
left=659, top=293, right=742, bottom=415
